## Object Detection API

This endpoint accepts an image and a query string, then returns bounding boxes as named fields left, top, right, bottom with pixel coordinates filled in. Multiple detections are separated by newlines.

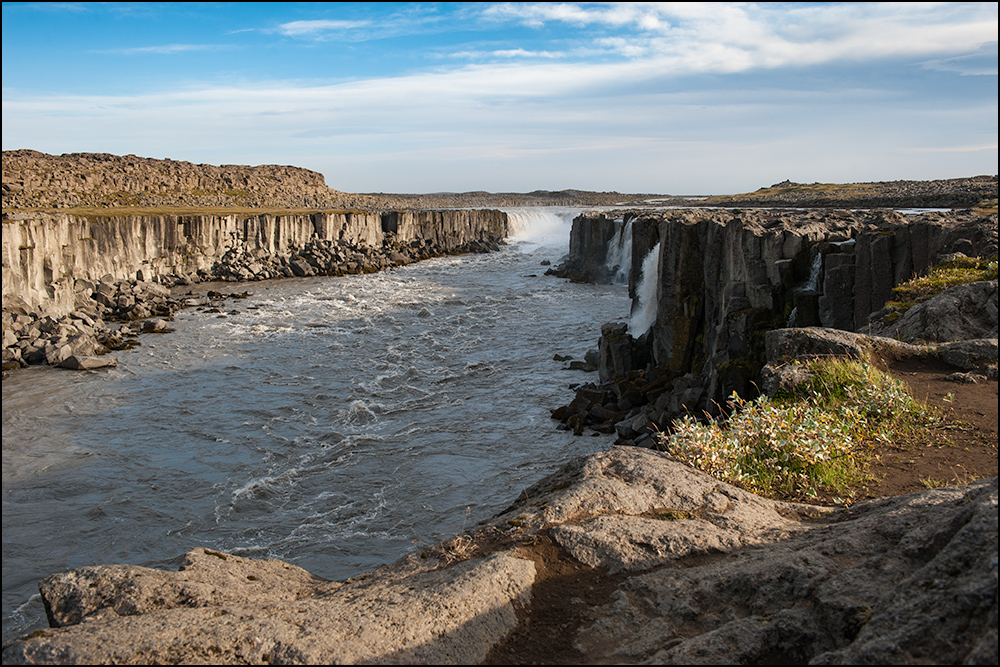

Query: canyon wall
left=2, top=209, right=509, bottom=317
left=551, top=208, right=997, bottom=437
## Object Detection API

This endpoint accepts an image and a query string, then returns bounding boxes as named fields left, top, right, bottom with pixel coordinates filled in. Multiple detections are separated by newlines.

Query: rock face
left=866, top=279, right=998, bottom=342
left=2, top=208, right=508, bottom=372
left=2, top=209, right=508, bottom=317
left=549, top=208, right=997, bottom=438
left=5, top=448, right=995, bottom=665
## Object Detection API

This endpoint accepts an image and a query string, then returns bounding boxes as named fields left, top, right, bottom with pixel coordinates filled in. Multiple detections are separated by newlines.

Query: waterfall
left=802, top=250, right=823, bottom=293
left=628, top=242, right=660, bottom=336
left=604, top=219, right=633, bottom=284
left=503, top=207, right=578, bottom=246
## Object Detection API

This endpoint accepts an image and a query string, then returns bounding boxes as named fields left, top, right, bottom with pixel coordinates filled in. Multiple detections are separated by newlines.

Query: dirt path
left=859, top=357, right=998, bottom=499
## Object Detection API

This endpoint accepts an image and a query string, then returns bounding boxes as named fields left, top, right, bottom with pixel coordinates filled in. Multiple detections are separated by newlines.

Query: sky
left=1, top=2, right=997, bottom=195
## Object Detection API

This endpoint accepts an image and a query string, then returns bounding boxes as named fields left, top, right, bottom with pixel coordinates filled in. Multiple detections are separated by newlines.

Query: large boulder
left=4, top=550, right=534, bottom=665
left=491, top=448, right=998, bottom=665
left=866, top=279, right=998, bottom=343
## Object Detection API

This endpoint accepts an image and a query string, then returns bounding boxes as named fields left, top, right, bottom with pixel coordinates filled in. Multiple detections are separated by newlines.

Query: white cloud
left=91, top=44, right=236, bottom=56
left=481, top=2, right=999, bottom=73
left=2, top=2, right=996, bottom=193
left=276, top=19, right=371, bottom=38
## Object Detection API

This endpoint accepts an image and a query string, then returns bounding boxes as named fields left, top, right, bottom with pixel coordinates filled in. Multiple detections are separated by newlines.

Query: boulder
left=493, top=448, right=998, bottom=665
left=5, top=551, right=534, bottom=665
left=140, top=318, right=171, bottom=333
left=937, top=338, right=999, bottom=371
left=866, top=280, right=998, bottom=342
left=764, top=327, right=921, bottom=365
left=56, top=355, right=118, bottom=371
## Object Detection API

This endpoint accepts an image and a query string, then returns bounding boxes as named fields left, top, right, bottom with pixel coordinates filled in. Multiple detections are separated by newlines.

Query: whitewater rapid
left=1, top=208, right=630, bottom=642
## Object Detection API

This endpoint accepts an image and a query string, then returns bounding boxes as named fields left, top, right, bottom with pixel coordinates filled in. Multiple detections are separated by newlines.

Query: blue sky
left=2, top=2, right=997, bottom=195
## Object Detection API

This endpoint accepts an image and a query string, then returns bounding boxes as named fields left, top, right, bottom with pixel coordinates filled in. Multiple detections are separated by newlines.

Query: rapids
left=1, top=208, right=629, bottom=642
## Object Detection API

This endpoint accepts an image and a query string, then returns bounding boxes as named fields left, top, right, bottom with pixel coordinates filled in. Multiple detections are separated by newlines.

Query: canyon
left=2, top=151, right=997, bottom=664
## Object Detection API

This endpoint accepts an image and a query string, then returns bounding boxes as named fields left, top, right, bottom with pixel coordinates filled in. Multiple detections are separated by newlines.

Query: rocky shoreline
left=2, top=207, right=507, bottom=376
left=4, top=444, right=995, bottom=664
left=2, top=228, right=503, bottom=376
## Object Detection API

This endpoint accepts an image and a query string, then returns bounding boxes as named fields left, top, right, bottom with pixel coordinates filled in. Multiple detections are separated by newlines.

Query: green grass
left=884, top=255, right=998, bottom=313
left=655, top=358, right=939, bottom=501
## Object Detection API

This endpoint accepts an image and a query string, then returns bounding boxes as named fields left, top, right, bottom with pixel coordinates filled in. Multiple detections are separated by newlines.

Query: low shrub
left=655, top=358, right=939, bottom=501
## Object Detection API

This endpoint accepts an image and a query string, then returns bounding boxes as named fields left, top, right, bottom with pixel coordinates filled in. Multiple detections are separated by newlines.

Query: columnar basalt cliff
left=550, top=208, right=998, bottom=442
left=2, top=209, right=508, bottom=316
left=1, top=209, right=508, bottom=372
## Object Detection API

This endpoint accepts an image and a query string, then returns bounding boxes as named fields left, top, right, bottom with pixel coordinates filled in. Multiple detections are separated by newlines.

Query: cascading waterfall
left=788, top=247, right=825, bottom=327
left=628, top=242, right=661, bottom=336
left=803, top=249, right=823, bottom=293
left=503, top=207, right=580, bottom=247
left=604, top=219, right=633, bottom=284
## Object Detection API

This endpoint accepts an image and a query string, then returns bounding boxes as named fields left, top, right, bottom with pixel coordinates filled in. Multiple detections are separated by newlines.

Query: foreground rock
left=4, top=448, right=996, bottom=665
left=4, top=548, right=534, bottom=664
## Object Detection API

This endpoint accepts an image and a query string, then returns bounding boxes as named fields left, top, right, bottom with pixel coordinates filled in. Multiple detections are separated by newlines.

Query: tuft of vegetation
left=655, top=358, right=939, bottom=502
left=884, top=255, right=998, bottom=314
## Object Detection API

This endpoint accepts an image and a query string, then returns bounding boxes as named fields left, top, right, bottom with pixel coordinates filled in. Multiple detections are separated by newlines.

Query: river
left=1, top=208, right=629, bottom=643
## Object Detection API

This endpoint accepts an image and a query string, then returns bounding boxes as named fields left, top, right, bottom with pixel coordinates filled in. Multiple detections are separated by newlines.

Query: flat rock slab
left=54, top=355, right=117, bottom=370
left=572, top=477, right=998, bottom=665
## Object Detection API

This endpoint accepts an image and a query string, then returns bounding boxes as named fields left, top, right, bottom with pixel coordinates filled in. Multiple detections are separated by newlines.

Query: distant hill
left=696, top=176, right=997, bottom=209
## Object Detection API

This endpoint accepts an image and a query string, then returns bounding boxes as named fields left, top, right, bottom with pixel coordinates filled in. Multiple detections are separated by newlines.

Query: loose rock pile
left=1, top=233, right=502, bottom=375
left=213, top=235, right=501, bottom=282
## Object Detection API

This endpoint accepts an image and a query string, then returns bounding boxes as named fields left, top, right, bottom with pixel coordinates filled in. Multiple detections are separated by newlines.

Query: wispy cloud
left=275, top=19, right=371, bottom=38
left=480, top=2, right=999, bottom=73
left=92, top=44, right=238, bottom=56
left=920, top=42, right=999, bottom=75
left=450, top=48, right=565, bottom=60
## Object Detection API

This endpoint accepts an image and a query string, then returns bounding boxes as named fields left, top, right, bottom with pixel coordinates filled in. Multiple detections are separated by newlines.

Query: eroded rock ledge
left=3, top=448, right=995, bottom=664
